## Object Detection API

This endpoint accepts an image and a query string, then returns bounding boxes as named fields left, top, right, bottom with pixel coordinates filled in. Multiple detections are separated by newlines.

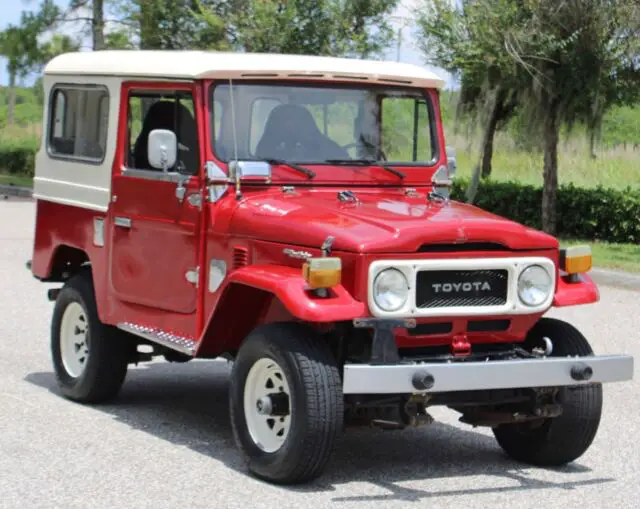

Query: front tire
left=229, top=322, right=343, bottom=484
left=493, top=317, right=603, bottom=466
left=51, top=269, right=132, bottom=403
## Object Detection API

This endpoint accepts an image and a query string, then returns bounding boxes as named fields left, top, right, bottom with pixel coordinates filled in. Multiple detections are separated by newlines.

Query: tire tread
left=493, top=317, right=603, bottom=466
left=230, top=322, right=343, bottom=484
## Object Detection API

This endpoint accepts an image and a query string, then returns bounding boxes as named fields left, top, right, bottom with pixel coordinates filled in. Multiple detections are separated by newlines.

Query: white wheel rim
left=60, top=302, right=90, bottom=378
left=243, top=358, right=292, bottom=453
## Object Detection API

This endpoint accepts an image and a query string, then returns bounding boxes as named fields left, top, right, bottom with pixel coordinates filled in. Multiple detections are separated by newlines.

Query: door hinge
left=186, top=267, right=200, bottom=286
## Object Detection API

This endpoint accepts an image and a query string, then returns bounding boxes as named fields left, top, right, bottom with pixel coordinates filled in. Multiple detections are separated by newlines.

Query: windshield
left=210, top=82, right=437, bottom=167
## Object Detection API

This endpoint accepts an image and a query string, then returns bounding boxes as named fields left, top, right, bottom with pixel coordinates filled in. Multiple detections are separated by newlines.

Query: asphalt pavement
left=1, top=198, right=638, bottom=509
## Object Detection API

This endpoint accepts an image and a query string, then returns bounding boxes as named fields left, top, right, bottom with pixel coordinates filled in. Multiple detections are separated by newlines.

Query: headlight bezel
left=372, top=268, right=410, bottom=312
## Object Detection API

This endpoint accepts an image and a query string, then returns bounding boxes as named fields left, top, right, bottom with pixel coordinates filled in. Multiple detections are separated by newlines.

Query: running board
left=118, top=323, right=197, bottom=356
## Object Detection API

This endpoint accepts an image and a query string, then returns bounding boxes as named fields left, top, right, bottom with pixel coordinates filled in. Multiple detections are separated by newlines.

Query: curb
left=0, top=184, right=33, bottom=199
left=590, top=268, right=640, bottom=292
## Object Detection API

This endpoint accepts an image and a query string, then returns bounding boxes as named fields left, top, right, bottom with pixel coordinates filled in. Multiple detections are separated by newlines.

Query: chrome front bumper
left=342, top=355, right=634, bottom=394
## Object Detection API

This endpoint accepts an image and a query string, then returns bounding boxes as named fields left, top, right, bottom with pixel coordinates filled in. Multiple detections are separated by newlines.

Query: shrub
left=0, top=138, right=39, bottom=178
left=451, top=178, right=640, bottom=244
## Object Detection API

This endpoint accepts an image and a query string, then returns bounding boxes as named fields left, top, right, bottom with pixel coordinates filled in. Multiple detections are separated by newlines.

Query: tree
left=59, top=0, right=108, bottom=50
left=520, top=1, right=640, bottom=233
left=111, top=0, right=228, bottom=50
left=0, top=2, right=58, bottom=125
left=417, top=0, right=640, bottom=234
left=415, top=0, right=522, bottom=182
left=200, top=0, right=399, bottom=57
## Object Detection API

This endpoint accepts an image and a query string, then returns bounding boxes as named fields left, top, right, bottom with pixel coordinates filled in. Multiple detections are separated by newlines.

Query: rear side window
left=48, top=85, right=109, bottom=162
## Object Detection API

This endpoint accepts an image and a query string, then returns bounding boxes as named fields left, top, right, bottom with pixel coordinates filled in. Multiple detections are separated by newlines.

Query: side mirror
left=446, top=146, right=457, bottom=177
left=148, top=129, right=177, bottom=171
left=228, top=161, right=272, bottom=181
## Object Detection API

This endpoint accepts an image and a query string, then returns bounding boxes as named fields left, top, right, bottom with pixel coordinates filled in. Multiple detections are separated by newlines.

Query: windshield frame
left=208, top=80, right=441, bottom=173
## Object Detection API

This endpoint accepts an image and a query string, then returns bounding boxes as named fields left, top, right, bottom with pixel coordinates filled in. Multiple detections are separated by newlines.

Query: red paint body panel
left=31, top=200, right=109, bottom=321
left=553, top=273, right=600, bottom=307
left=228, top=187, right=559, bottom=254
left=108, top=175, right=201, bottom=314
left=225, top=265, right=367, bottom=322
left=394, top=313, right=544, bottom=348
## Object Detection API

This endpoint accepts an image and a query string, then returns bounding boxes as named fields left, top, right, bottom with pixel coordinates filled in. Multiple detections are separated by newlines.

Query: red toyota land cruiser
left=28, top=50, right=634, bottom=485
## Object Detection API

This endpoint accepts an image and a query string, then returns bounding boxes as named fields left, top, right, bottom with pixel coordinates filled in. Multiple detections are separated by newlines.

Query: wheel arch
left=49, top=244, right=91, bottom=280
left=197, top=282, right=285, bottom=358
left=196, top=265, right=367, bottom=358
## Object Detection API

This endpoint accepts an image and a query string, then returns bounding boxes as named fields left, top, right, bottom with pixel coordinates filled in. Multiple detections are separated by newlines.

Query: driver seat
left=255, top=104, right=348, bottom=161
left=133, top=100, right=199, bottom=173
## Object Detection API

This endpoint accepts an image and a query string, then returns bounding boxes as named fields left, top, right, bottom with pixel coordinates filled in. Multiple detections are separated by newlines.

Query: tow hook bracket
left=353, top=318, right=415, bottom=365
left=451, top=335, right=471, bottom=357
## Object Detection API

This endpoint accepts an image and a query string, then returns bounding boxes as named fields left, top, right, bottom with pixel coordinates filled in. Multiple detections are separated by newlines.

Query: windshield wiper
left=324, top=159, right=405, bottom=179
left=264, top=159, right=316, bottom=179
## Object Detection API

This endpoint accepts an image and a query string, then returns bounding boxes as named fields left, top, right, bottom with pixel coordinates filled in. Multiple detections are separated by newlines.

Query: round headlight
left=518, top=265, right=552, bottom=307
left=373, top=269, right=409, bottom=312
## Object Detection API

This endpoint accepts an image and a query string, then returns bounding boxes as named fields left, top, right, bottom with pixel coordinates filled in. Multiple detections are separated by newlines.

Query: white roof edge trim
left=43, top=50, right=446, bottom=89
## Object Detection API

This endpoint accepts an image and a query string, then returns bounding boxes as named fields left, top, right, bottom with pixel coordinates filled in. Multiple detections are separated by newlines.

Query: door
left=109, top=83, right=203, bottom=316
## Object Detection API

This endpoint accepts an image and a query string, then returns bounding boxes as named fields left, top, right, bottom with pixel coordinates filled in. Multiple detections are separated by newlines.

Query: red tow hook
left=451, top=335, right=472, bottom=357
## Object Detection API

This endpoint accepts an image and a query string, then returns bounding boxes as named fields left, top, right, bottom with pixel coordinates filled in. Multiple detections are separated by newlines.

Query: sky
left=0, top=0, right=453, bottom=87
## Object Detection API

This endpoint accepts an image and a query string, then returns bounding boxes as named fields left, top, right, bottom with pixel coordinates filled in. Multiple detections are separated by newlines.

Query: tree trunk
left=589, top=128, right=597, bottom=159
left=542, top=101, right=560, bottom=235
left=7, top=71, right=16, bottom=127
left=481, top=105, right=499, bottom=178
left=92, top=0, right=106, bottom=50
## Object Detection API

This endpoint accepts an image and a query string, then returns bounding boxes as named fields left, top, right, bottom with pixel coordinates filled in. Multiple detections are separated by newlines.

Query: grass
left=447, top=131, right=640, bottom=190
left=0, top=171, right=33, bottom=187
left=560, top=239, right=640, bottom=273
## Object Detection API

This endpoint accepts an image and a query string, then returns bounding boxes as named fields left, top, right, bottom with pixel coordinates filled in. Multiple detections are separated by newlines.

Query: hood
left=229, top=188, right=558, bottom=253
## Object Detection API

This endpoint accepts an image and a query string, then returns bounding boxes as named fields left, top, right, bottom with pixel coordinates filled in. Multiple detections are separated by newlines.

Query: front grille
left=415, top=269, right=508, bottom=309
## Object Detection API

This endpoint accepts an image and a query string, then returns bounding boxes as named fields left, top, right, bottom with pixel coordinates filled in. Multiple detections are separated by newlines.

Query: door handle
left=114, top=217, right=132, bottom=229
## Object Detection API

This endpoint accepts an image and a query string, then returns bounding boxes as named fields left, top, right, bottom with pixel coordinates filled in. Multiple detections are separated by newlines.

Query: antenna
left=229, top=79, right=242, bottom=199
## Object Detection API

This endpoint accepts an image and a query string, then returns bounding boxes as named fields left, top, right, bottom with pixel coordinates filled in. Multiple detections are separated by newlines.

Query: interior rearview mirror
left=148, top=129, right=177, bottom=171
left=446, top=146, right=457, bottom=177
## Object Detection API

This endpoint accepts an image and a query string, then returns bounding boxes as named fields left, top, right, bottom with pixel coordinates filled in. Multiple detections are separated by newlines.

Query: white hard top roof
left=44, top=50, right=446, bottom=89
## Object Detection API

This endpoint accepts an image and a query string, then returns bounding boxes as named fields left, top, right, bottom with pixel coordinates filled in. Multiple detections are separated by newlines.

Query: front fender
left=227, top=264, right=367, bottom=322
left=553, top=272, right=599, bottom=307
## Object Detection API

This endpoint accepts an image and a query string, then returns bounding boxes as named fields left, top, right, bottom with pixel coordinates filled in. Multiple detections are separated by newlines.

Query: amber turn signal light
left=560, top=245, right=592, bottom=274
left=302, top=257, right=342, bottom=289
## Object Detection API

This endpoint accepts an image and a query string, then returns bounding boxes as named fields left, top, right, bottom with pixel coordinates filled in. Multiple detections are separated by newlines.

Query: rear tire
left=51, top=269, right=132, bottom=403
left=229, top=322, right=343, bottom=484
left=493, top=317, right=603, bottom=466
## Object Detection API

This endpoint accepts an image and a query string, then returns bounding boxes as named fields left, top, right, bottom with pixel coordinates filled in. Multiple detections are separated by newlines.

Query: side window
left=249, top=98, right=282, bottom=156
left=126, top=90, right=200, bottom=175
left=381, top=97, right=434, bottom=163
left=48, top=86, right=109, bottom=161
